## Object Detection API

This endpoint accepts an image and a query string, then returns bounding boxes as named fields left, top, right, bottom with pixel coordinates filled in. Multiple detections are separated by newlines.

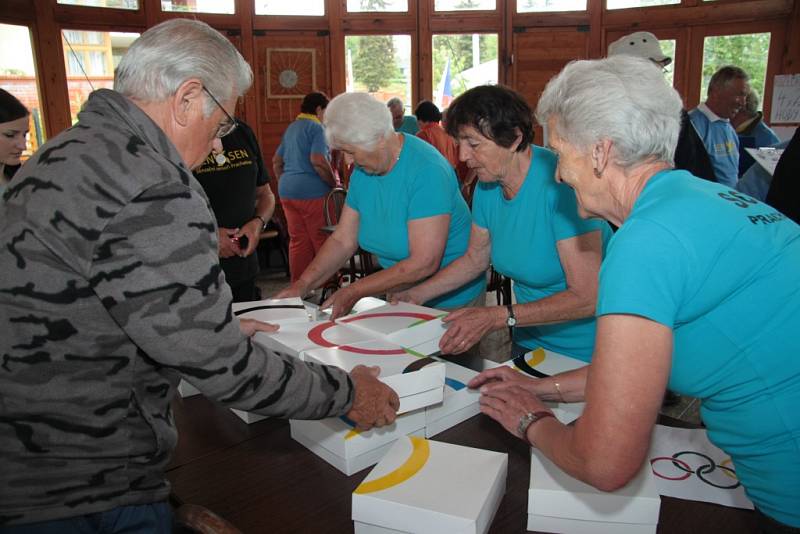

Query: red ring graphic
left=650, top=456, right=693, bottom=481
left=307, top=312, right=436, bottom=355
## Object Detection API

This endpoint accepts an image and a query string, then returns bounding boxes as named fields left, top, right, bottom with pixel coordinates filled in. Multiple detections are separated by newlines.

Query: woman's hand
left=274, top=282, right=309, bottom=300
left=469, top=366, right=537, bottom=392
left=387, top=287, right=423, bottom=305
left=238, top=318, right=279, bottom=337
left=439, top=306, right=503, bottom=354
left=322, top=284, right=361, bottom=320
left=479, top=383, right=553, bottom=441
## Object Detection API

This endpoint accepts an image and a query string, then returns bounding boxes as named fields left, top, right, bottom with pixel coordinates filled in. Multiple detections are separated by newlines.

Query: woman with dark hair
left=395, top=85, right=611, bottom=361
left=273, top=92, right=337, bottom=280
left=0, top=88, right=29, bottom=192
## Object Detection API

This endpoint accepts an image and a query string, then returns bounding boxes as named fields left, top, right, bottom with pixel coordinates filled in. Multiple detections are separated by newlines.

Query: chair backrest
left=324, top=187, right=348, bottom=226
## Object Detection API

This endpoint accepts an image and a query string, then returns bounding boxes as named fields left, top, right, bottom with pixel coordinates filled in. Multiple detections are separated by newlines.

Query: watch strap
left=254, top=215, right=267, bottom=231
left=506, top=303, right=516, bottom=327
left=517, top=410, right=555, bottom=442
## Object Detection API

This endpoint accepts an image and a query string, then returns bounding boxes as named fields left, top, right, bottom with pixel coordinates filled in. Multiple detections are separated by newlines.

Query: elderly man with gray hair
left=0, top=19, right=398, bottom=532
left=689, top=65, right=751, bottom=187
left=386, top=96, right=419, bottom=135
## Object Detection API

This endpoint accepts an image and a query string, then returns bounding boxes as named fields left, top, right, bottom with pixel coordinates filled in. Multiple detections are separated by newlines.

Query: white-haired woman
left=472, top=56, right=800, bottom=533
left=277, top=92, right=485, bottom=319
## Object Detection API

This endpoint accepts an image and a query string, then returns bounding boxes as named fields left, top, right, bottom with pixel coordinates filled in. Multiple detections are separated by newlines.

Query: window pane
left=57, top=0, right=139, bottom=9
left=161, top=0, right=234, bottom=14
left=0, top=23, right=47, bottom=155
left=345, top=35, right=412, bottom=109
left=517, top=0, right=585, bottom=12
left=346, top=0, right=407, bottom=13
left=256, top=0, right=324, bottom=15
left=62, top=30, right=139, bottom=124
left=701, top=33, right=771, bottom=107
left=432, top=34, right=498, bottom=108
left=660, top=39, right=675, bottom=87
left=607, top=0, right=679, bottom=9
left=435, top=0, right=495, bottom=10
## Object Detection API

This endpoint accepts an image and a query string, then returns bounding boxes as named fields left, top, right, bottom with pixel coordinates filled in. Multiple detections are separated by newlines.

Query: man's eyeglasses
left=202, top=86, right=237, bottom=138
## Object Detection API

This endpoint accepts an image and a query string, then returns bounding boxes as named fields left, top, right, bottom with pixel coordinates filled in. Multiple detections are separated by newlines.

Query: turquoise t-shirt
left=597, top=169, right=800, bottom=527
left=345, top=134, right=485, bottom=308
left=472, top=145, right=612, bottom=362
left=276, top=117, right=331, bottom=200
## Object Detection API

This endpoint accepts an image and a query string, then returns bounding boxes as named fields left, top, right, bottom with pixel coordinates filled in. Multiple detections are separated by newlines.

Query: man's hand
left=346, top=365, right=400, bottom=430
left=218, top=228, right=240, bottom=258
left=238, top=318, right=279, bottom=337
left=321, top=285, right=360, bottom=320
left=439, top=306, right=503, bottom=354
left=235, top=218, right=262, bottom=257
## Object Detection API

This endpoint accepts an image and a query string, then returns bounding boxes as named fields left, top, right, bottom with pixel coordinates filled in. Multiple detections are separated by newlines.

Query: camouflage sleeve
left=90, top=181, right=353, bottom=419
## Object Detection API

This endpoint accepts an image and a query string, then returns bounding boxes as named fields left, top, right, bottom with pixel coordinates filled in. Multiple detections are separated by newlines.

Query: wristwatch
left=517, top=410, right=555, bottom=441
left=506, top=303, right=517, bottom=327
left=253, top=215, right=267, bottom=231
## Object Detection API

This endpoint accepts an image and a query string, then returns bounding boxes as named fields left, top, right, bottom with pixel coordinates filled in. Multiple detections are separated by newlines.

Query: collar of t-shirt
left=698, top=102, right=729, bottom=123
left=296, top=113, right=320, bottom=123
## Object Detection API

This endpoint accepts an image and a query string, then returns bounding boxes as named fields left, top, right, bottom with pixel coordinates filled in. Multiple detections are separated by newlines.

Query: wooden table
left=167, top=396, right=759, bottom=533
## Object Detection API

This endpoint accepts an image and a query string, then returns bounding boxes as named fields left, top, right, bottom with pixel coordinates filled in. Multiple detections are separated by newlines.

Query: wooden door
left=254, top=32, right=331, bottom=171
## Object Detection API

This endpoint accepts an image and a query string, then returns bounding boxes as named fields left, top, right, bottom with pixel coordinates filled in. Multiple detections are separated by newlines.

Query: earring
left=593, top=167, right=602, bottom=177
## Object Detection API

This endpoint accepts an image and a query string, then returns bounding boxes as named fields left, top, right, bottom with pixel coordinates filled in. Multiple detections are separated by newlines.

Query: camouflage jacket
left=0, top=89, right=353, bottom=526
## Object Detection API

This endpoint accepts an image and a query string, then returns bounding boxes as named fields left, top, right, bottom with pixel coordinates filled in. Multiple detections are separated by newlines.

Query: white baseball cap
left=608, top=31, right=672, bottom=66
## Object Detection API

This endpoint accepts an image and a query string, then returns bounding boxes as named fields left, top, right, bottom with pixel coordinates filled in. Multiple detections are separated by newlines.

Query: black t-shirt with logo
left=194, top=120, right=269, bottom=286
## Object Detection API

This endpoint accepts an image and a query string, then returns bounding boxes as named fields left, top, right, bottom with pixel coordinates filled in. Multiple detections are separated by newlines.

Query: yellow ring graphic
left=513, top=347, right=546, bottom=372
left=354, top=436, right=430, bottom=494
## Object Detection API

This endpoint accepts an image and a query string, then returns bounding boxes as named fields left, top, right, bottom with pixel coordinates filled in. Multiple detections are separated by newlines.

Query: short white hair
left=115, top=19, right=252, bottom=116
left=324, top=93, right=394, bottom=151
left=386, top=97, right=403, bottom=110
left=535, top=55, right=682, bottom=169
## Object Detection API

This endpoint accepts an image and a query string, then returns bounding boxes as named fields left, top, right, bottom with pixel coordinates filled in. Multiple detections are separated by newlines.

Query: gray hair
left=743, top=87, right=760, bottom=116
left=707, top=65, right=749, bottom=97
left=386, top=97, right=403, bottom=110
left=115, top=19, right=252, bottom=116
left=324, top=93, right=394, bottom=151
left=535, top=55, right=682, bottom=169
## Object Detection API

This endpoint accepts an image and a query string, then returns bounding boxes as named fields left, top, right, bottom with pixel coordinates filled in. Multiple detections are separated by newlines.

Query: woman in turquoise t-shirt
left=473, top=56, right=800, bottom=532
left=395, top=85, right=611, bottom=361
left=277, top=92, right=485, bottom=319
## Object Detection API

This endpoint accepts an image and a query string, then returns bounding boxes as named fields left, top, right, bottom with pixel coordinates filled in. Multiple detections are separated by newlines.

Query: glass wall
left=57, top=0, right=138, bottom=9
left=517, top=0, right=585, bottom=12
left=607, top=0, right=680, bottom=9
left=346, top=0, right=407, bottom=13
left=160, top=0, right=234, bottom=14
left=432, top=33, right=498, bottom=109
left=0, top=23, right=46, bottom=154
left=61, top=30, right=139, bottom=124
left=256, top=0, right=324, bottom=16
left=345, top=35, right=412, bottom=108
left=435, top=0, right=495, bottom=10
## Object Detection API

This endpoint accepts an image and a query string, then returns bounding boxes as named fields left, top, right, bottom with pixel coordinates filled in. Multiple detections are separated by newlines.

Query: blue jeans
left=0, top=502, right=172, bottom=534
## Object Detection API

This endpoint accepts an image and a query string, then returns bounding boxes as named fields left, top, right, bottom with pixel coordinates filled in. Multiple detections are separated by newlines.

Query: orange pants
left=281, top=196, right=329, bottom=282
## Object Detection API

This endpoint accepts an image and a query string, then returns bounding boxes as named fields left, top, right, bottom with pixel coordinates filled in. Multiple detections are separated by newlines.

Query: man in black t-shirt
left=194, top=120, right=275, bottom=302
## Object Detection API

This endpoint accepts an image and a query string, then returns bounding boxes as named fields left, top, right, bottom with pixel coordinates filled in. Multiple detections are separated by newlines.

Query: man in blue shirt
left=689, top=65, right=750, bottom=187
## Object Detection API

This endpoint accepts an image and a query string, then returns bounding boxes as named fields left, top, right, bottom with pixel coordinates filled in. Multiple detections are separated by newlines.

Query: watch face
left=507, top=316, right=516, bottom=327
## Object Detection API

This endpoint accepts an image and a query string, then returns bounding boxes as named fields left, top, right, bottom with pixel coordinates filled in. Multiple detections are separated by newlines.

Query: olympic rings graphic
left=307, top=312, right=437, bottom=355
left=650, top=451, right=741, bottom=489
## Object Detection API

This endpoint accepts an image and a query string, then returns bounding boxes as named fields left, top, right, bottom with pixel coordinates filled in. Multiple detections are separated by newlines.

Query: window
left=62, top=30, right=139, bottom=124
left=0, top=23, right=47, bottom=153
left=606, top=0, right=680, bottom=9
left=701, top=32, right=771, bottom=106
left=435, top=0, right=495, bottom=10
left=517, top=0, right=586, bottom=12
left=160, top=0, right=234, bottom=14
left=432, top=34, right=498, bottom=108
left=346, top=0, right=408, bottom=13
left=256, top=0, right=324, bottom=15
left=345, top=35, right=412, bottom=108
left=57, top=0, right=138, bottom=9
left=660, top=39, right=676, bottom=87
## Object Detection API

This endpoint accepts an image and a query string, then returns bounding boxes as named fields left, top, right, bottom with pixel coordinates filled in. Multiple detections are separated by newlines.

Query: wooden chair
left=257, top=215, right=290, bottom=278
